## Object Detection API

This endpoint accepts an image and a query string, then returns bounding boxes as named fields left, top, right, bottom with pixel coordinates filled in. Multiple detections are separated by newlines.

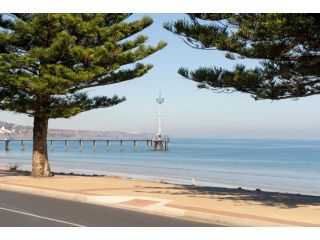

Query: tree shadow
left=134, top=184, right=320, bottom=209
left=0, top=169, right=30, bottom=176
left=0, top=169, right=105, bottom=177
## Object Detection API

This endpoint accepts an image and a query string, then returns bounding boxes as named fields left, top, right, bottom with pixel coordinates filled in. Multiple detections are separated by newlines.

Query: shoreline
left=3, top=165, right=320, bottom=198
left=1, top=168, right=320, bottom=226
left=3, top=168, right=320, bottom=199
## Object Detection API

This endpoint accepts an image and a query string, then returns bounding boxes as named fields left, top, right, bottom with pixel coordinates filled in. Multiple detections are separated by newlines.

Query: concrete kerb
left=0, top=183, right=88, bottom=203
left=77, top=195, right=202, bottom=224
left=0, top=183, right=299, bottom=227
left=0, top=183, right=190, bottom=219
left=0, top=183, right=225, bottom=225
left=182, top=210, right=288, bottom=227
left=84, top=198, right=289, bottom=227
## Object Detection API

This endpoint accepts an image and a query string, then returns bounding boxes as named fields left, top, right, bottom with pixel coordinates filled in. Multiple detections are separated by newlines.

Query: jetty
left=0, top=137, right=170, bottom=151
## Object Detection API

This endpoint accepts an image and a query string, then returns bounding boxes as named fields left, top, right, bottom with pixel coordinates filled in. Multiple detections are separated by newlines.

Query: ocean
left=1, top=138, right=320, bottom=196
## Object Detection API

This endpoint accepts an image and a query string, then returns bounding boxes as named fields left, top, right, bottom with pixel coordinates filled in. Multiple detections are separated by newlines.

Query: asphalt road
left=0, top=189, right=219, bottom=227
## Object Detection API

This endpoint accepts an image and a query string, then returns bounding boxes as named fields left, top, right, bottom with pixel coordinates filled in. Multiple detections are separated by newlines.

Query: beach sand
left=0, top=169, right=319, bottom=226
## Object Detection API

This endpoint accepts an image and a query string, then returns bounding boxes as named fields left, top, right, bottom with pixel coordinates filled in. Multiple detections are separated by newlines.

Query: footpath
left=0, top=170, right=319, bottom=227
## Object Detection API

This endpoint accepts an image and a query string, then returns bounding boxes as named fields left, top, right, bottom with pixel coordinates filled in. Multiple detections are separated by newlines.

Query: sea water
left=0, top=138, right=319, bottom=196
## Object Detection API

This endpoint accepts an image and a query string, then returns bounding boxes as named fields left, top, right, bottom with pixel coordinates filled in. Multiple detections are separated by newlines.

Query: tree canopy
left=0, top=13, right=167, bottom=118
left=164, top=14, right=320, bottom=100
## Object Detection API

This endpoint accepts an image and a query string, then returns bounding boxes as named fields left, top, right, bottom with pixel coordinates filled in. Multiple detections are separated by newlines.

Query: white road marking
left=0, top=206, right=86, bottom=227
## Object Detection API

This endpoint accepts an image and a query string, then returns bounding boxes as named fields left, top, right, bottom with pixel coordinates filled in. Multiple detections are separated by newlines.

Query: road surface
left=0, top=189, right=220, bottom=227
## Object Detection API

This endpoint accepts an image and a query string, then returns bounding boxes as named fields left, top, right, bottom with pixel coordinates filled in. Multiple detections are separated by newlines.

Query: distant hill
left=0, top=121, right=152, bottom=139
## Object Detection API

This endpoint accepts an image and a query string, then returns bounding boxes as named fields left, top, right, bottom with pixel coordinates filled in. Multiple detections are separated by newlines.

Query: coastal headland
left=0, top=169, right=319, bottom=227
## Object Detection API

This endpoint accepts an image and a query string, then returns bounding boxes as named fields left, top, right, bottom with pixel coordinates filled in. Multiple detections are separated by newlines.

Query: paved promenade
left=0, top=170, right=319, bottom=226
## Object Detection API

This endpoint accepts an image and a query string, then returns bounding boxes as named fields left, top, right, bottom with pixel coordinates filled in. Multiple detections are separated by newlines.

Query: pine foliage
left=0, top=14, right=167, bottom=117
left=164, top=14, right=320, bottom=100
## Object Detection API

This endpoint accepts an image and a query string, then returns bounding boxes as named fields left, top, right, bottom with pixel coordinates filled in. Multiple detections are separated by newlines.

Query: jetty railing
left=0, top=137, right=170, bottom=151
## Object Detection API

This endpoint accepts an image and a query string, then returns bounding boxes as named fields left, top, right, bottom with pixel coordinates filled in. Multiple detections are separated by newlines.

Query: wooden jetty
left=0, top=137, right=169, bottom=151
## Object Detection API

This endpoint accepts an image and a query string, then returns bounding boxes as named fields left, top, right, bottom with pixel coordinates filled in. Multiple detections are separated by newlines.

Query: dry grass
left=8, top=164, right=20, bottom=171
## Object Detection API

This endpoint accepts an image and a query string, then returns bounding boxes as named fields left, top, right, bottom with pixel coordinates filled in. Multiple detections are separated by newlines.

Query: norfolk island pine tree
left=0, top=14, right=167, bottom=177
left=164, top=14, right=320, bottom=100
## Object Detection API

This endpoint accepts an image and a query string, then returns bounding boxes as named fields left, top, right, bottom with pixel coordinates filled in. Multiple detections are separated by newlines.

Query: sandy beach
left=0, top=168, right=319, bottom=226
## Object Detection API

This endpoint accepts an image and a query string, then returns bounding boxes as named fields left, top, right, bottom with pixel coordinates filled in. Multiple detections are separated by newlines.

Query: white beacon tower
left=156, top=91, right=164, bottom=139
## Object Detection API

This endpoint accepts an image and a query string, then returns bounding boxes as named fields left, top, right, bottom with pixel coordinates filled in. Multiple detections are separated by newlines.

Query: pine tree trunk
left=32, top=116, right=52, bottom=177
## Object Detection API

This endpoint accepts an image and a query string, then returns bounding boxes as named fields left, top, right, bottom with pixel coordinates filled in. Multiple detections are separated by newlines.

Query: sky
left=1, top=13, right=320, bottom=139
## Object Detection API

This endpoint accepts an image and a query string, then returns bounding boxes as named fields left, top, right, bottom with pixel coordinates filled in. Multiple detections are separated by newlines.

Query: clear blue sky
left=1, top=13, right=320, bottom=139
